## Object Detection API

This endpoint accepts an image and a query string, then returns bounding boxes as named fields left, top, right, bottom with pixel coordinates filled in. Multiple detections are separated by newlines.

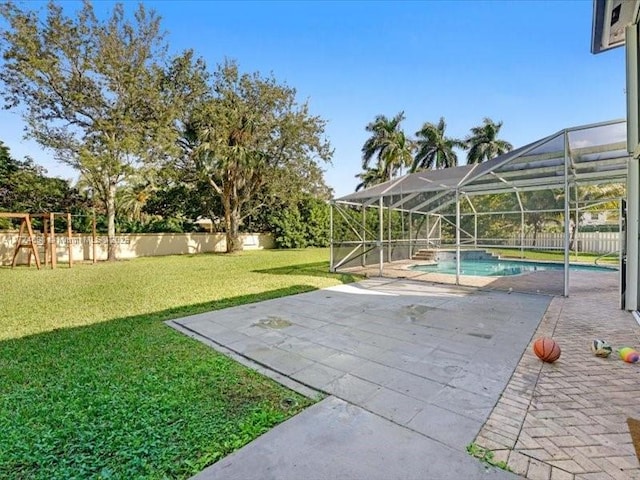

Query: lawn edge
left=166, top=320, right=322, bottom=400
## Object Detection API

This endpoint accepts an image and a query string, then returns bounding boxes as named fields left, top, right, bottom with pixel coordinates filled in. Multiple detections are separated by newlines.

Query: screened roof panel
left=402, top=190, right=456, bottom=213
left=568, top=121, right=626, bottom=151
left=337, top=119, right=629, bottom=212
left=339, top=164, right=476, bottom=202
left=468, top=132, right=563, bottom=179
left=396, top=164, right=475, bottom=192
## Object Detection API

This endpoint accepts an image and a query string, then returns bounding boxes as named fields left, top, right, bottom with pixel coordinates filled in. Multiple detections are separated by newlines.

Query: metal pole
left=378, top=197, right=383, bottom=276
left=426, top=214, right=430, bottom=248
left=455, top=189, right=461, bottom=285
left=515, top=191, right=524, bottom=258
left=563, top=131, right=570, bottom=297
left=474, top=213, right=478, bottom=249
left=408, top=211, right=413, bottom=259
left=465, top=195, right=478, bottom=249
left=401, top=209, right=405, bottom=259
left=361, top=205, right=366, bottom=267
left=388, top=204, right=392, bottom=263
left=329, top=202, right=334, bottom=272
left=521, top=209, right=525, bottom=258
left=574, top=188, right=579, bottom=262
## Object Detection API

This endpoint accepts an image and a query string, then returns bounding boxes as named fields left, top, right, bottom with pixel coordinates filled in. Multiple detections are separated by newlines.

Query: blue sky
left=0, top=0, right=627, bottom=197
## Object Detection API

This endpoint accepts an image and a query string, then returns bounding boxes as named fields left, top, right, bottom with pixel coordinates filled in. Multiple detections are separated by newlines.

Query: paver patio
left=475, top=271, right=640, bottom=480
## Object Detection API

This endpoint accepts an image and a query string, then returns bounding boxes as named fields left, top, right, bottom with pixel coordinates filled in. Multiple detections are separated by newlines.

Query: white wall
left=0, top=232, right=274, bottom=265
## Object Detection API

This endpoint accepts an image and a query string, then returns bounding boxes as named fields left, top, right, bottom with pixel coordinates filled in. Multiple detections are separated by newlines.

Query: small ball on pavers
left=618, top=347, right=640, bottom=363
left=591, top=339, right=613, bottom=358
left=533, top=337, right=561, bottom=363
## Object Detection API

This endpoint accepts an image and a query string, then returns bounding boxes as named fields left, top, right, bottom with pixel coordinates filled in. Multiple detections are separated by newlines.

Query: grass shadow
left=253, top=261, right=362, bottom=284
left=0, top=285, right=318, bottom=480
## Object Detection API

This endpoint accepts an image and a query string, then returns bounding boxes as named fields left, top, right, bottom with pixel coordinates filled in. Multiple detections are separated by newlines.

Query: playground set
left=0, top=212, right=98, bottom=269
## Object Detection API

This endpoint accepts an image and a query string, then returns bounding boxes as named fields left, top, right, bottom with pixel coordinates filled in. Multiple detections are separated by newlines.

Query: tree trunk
left=106, top=183, right=117, bottom=261
left=569, top=220, right=577, bottom=251
left=223, top=194, right=242, bottom=253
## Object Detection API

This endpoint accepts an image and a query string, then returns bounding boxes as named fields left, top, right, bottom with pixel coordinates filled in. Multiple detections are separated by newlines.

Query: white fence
left=506, top=231, right=620, bottom=253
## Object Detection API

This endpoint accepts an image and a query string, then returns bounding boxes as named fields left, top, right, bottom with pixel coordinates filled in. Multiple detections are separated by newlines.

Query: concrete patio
left=168, top=277, right=551, bottom=479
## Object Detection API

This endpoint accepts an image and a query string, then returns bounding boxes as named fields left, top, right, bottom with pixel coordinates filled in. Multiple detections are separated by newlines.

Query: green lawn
left=0, top=249, right=357, bottom=480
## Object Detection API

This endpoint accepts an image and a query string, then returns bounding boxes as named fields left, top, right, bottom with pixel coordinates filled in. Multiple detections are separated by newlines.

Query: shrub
left=269, top=197, right=329, bottom=248
left=270, top=207, right=307, bottom=248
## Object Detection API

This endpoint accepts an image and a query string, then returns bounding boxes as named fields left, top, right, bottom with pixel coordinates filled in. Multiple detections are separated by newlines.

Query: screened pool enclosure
left=331, top=119, right=629, bottom=298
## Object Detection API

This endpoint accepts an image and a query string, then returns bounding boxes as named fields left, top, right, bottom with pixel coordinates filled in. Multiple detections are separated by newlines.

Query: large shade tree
left=466, top=118, right=513, bottom=164
left=360, top=112, right=413, bottom=183
left=412, top=117, right=464, bottom=171
left=185, top=61, right=332, bottom=253
left=0, top=1, right=200, bottom=259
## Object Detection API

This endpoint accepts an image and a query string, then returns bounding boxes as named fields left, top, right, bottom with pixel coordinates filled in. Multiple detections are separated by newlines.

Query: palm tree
left=361, top=112, right=414, bottom=182
left=117, top=176, right=155, bottom=222
left=466, top=118, right=513, bottom=164
left=355, top=167, right=385, bottom=192
left=412, top=117, right=464, bottom=172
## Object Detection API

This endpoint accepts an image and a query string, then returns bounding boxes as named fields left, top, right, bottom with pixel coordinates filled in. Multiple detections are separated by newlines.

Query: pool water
left=410, top=259, right=617, bottom=277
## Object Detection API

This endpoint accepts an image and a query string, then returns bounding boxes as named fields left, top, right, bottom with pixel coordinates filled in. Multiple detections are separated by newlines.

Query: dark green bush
left=270, top=197, right=329, bottom=248
left=270, top=207, right=308, bottom=248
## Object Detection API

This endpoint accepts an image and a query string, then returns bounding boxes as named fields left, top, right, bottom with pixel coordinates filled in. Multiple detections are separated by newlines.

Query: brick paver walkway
left=476, top=272, right=640, bottom=480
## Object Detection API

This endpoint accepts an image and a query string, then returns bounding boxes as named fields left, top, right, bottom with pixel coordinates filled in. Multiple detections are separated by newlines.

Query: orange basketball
left=533, top=337, right=561, bottom=363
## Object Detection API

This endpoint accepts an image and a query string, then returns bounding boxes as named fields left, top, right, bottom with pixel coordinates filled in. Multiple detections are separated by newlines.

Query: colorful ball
left=591, top=339, right=613, bottom=358
left=619, top=347, right=640, bottom=363
left=533, top=337, right=561, bottom=363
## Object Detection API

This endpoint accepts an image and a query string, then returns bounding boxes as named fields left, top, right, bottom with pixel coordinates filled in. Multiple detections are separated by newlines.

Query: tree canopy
left=355, top=167, right=385, bottom=192
left=0, top=1, right=201, bottom=258
left=355, top=115, right=514, bottom=191
left=466, top=118, right=513, bottom=164
left=361, top=112, right=413, bottom=183
left=184, top=61, right=332, bottom=252
left=412, top=117, right=465, bottom=171
left=0, top=141, right=83, bottom=220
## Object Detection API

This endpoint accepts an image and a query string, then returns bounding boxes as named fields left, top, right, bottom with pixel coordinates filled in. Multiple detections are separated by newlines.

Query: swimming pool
left=410, top=259, right=617, bottom=277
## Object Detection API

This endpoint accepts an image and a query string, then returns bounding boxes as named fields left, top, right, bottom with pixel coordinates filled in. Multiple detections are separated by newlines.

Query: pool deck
left=339, top=258, right=617, bottom=297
